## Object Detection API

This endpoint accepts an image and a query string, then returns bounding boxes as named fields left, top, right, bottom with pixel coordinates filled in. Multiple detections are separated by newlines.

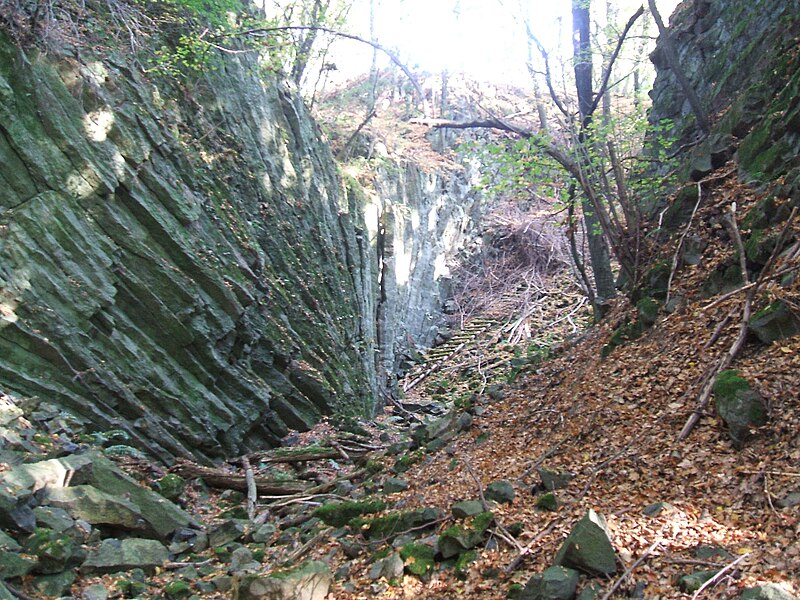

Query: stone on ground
left=81, top=538, right=168, bottom=574
left=485, top=480, right=515, bottom=503
left=235, top=560, right=332, bottom=600
left=45, top=485, right=146, bottom=531
left=521, top=565, right=580, bottom=600
left=451, top=500, right=484, bottom=518
left=554, top=510, right=617, bottom=576
left=741, top=584, right=798, bottom=600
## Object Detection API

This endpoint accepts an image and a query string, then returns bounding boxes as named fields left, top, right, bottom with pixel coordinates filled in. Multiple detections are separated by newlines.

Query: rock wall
left=370, top=160, right=481, bottom=386
left=0, top=38, right=382, bottom=463
left=647, top=0, right=800, bottom=214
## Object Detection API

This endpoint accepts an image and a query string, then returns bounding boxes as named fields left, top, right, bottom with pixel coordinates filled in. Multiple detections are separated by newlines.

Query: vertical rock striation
left=0, top=37, right=381, bottom=463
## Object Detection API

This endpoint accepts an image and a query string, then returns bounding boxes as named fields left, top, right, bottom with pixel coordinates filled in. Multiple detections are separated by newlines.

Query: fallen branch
left=666, top=181, right=703, bottom=305
left=165, top=557, right=215, bottom=570
left=283, top=527, right=332, bottom=565
left=690, top=552, right=750, bottom=599
left=678, top=204, right=752, bottom=441
left=242, top=456, right=257, bottom=520
left=246, top=445, right=368, bottom=464
left=173, top=462, right=308, bottom=495
left=601, top=540, right=661, bottom=600
left=679, top=206, right=797, bottom=440
left=504, top=517, right=560, bottom=573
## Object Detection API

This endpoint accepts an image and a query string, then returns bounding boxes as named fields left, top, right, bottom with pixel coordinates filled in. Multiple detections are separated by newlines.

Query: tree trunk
left=572, top=0, right=616, bottom=308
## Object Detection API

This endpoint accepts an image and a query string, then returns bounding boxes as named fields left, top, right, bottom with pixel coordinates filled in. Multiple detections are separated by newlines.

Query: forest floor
left=314, top=168, right=800, bottom=599
left=67, top=168, right=797, bottom=600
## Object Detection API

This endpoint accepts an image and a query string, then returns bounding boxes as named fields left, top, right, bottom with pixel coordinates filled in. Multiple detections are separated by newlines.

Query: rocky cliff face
left=0, top=38, right=389, bottom=463
left=648, top=0, right=800, bottom=208
left=0, top=29, right=482, bottom=462
left=370, top=159, right=481, bottom=386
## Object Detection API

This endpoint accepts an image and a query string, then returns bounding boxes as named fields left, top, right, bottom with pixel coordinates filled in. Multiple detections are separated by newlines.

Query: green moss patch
left=313, top=499, right=387, bottom=528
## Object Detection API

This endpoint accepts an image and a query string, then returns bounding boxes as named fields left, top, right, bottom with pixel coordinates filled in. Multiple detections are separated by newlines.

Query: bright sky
left=326, top=0, right=682, bottom=86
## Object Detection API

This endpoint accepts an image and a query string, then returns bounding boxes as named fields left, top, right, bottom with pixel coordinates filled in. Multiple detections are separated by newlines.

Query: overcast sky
left=323, top=0, right=682, bottom=86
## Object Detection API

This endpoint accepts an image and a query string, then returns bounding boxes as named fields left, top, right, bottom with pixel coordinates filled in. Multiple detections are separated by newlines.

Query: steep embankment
left=0, top=29, right=479, bottom=463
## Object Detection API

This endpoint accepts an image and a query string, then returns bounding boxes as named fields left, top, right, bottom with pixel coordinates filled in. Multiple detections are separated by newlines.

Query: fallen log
left=173, top=462, right=308, bottom=496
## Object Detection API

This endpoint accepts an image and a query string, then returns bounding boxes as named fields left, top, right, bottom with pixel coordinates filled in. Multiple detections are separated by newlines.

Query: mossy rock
left=713, top=370, right=767, bottom=446
left=438, top=512, right=493, bottom=559
left=601, top=320, right=644, bottom=357
left=521, top=565, right=580, bottom=600
left=23, top=527, right=78, bottom=574
left=313, top=499, right=386, bottom=528
left=662, top=186, right=700, bottom=231
left=741, top=584, right=797, bottom=600
left=636, top=297, right=661, bottom=327
left=750, top=301, right=800, bottom=343
left=352, top=508, right=442, bottom=541
left=701, top=260, right=743, bottom=297
left=535, top=492, right=558, bottom=511
left=643, top=261, right=671, bottom=300
left=484, top=480, right=515, bottom=504
left=164, top=580, right=192, bottom=599
left=399, top=543, right=435, bottom=576
left=455, top=549, right=478, bottom=578
left=678, top=570, right=718, bottom=593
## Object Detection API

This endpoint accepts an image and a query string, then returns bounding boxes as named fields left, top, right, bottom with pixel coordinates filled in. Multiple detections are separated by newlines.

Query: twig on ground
left=283, top=527, right=332, bottom=565
left=666, top=181, right=703, bottom=305
left=690, top=552, right=750, bottom=599
left=165, top=557, right=215, bottom=570
left=601, top=540, right=661, bottom=600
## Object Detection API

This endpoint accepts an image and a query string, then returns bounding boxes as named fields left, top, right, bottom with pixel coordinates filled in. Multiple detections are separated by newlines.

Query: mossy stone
left=399, top=543, right=435, bottom=576
left=713, top=370, right=767, bottom=445
left=314, top=499, right=386, bottom=528
left=535, top=492, right=558, bottom=511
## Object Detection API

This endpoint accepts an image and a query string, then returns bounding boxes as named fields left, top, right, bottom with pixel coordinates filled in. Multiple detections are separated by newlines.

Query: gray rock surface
left=81, top=537, right=168, bottom=574
left=235, top=560, right=332, bottom=600
left=554, top=510, right=617, bottom=576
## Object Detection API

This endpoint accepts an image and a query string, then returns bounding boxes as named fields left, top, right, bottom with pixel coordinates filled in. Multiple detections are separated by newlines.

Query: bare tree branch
left=588, top=5, right=645, bottom=117
left=222, top=25, right=426, bottom=111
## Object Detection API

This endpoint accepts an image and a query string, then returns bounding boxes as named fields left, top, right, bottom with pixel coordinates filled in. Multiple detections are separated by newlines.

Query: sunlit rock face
left=0, top=36, right=382, bottom=463
left=369, top=161, right=482, bottom=386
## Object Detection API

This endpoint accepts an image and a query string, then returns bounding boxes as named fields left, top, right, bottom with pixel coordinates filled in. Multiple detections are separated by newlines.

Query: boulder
left=0, top=529, right=22, bottom=551
left=554, top=510, right=617, bottom=576
left=79, top=455, right=199, bottom=539
left=208, top=519, right=249, bottom=547
left=741, top=584, right=797, bottom=600
left=678, top=570, right=717, bottom=593
left=82, top=583, right=110, bottom=600
left=230, top=547, right=261, bottom=575
left=0, top=551, right=37, bottom=579
left=485, top=480, right=515, bottom=504
left=382, top=478, right=409, bottom=494
left=23, top=527, right=80, bottom=574
left=399, top=543, right=435, bottom=576
left=45, top=485, right=146, bottom=531
left=235, top=560, right=331, bottom=600
left=451, top=500, right=484, bottom=519
left=30, top=570, right=77, bottom=598
left=749, top=302, right=800, bottom=343
left=521, top=566, right=580, bottom=600
left=368, top=552, right=404, bottom=580
left=438, top=512, right=493, bottom=559
left=0, top=485, right=35, bottom=532
left=713, top=371, right=767, bottom=446
left=537, top=469, right=574, bottom=492
left=535, top=492, right=558, bottom=511
left=81, top=538, right=168, bottom=574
